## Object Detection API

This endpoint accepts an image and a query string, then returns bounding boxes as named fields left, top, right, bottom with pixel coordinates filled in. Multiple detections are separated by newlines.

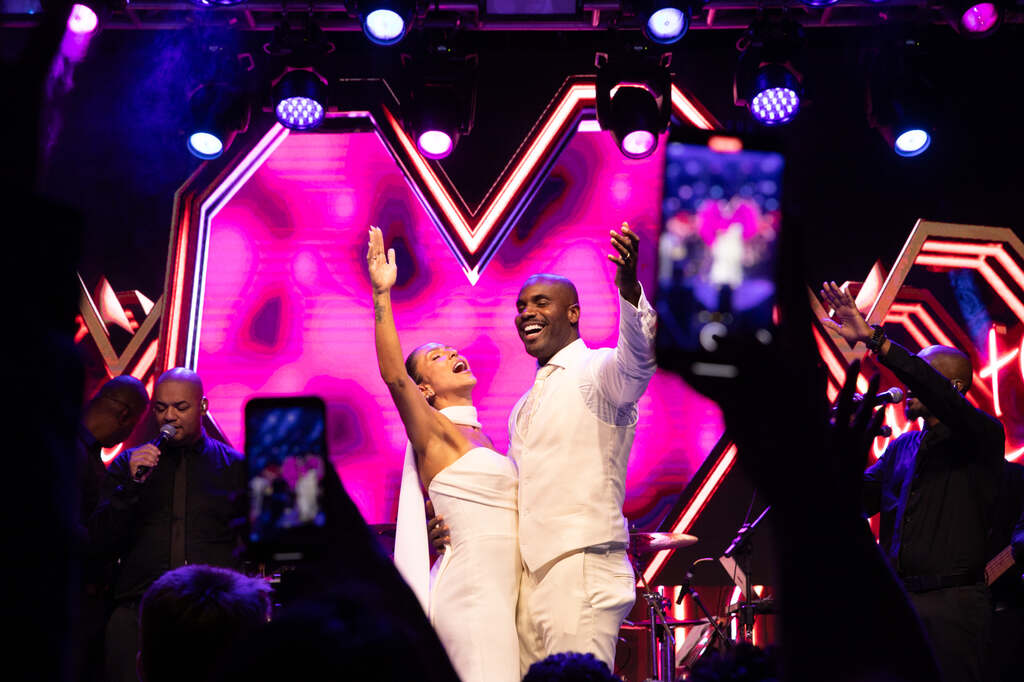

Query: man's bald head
left=156, top=368, right=204, bottom=396
left=520, top=274, right=579, bottom=306
left=903, top=345, right=973, bottom=424
left=918, top=345, right=973, bottom=392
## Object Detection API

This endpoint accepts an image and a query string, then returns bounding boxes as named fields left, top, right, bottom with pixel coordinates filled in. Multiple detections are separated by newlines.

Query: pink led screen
left=198, top=129, right=723, bottom=524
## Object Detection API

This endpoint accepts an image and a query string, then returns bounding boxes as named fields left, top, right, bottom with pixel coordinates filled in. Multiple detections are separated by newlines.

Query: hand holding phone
left=244, top=396, right=328, bottom=562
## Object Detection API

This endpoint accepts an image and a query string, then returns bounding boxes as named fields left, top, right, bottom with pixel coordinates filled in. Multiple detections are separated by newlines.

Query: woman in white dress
left=366, top=226, right=521, bottom=682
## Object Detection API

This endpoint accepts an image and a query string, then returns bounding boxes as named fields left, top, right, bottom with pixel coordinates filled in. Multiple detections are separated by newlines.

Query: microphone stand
left=676, top=565, right=733, bottom=652
left=629, top=553, right=676, bottom=681
left=723, top=505, right=770, bottom=642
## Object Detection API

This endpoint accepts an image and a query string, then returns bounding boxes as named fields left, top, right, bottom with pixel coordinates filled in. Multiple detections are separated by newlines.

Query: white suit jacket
left=509, top=290, right=657, bottom=571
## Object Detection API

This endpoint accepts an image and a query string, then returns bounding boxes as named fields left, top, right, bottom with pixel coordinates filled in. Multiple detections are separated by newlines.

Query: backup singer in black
left=90, top=367, right=246, bottom=682
left=821, top=281, right=1004, bottom=682
left=75, top=376, right=148, bottom=682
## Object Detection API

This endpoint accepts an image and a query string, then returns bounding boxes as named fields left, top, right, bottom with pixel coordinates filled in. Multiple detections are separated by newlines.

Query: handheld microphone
left=133, top=424, right=177, bottom=482
left=853, top=387, right=904, bottom=405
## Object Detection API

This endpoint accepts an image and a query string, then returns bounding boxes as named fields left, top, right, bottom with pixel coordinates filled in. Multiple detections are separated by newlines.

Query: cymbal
left=622, top=618, right=711, bottom=629
left=629, top=532, right=699, bottom=554
left=369, top=523, right=397, bottom=537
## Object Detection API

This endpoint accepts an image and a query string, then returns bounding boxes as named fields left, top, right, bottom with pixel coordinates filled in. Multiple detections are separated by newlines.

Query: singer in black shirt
left=90, top=368, right=245, bottom=682
left=822, top=281, right=1005, bottom=682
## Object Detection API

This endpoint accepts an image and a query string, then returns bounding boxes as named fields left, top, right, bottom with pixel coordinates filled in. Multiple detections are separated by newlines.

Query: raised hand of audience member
left=827, top=360, right=884, bottom=514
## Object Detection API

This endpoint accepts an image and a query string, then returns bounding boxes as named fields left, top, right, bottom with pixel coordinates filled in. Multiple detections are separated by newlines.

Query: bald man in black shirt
left=822, top=282, right=1004, bottom=682
left=91, top=368, right=246, bottom=682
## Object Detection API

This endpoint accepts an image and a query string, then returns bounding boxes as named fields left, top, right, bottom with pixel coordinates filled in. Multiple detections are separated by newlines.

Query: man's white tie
left=517, top=364, right=557, bottom=435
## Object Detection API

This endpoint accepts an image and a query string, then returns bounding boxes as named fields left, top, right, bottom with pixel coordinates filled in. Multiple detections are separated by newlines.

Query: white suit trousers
left=517, top=545, right=636, bottom=676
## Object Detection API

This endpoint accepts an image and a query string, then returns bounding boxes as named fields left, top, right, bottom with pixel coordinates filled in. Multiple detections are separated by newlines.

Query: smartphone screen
left=244, top=396, right=328, bottom=560
left=656, top=131, right=784, bottom=377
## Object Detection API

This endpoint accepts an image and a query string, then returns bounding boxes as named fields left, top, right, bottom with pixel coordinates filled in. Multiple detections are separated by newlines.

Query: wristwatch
left=865, top=324, right=886, bottom=353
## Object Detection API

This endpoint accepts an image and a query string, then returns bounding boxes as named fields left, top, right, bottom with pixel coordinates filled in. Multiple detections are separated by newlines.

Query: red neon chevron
left=373, top=76, right=717, bottom=283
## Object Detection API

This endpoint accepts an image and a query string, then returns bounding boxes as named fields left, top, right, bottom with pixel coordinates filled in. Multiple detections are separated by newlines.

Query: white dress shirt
left=509, top=288, right=657, bottom=571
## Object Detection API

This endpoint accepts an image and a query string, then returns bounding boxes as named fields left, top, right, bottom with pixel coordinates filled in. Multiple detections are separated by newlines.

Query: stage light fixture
left=186, top=83, right=249, bottom=160
left=67, top=3, right=99, bottom=34
left=870, top=112, right=935, bottom=158
left=400, top=48, right=478, bottom=160
left=866, top=39, right=936, bottom=158
left=749, top=64, right=801, bottom=126
left=733, top=18, right=805, bottom=127
left=418, top=129, right=454, bottom=159
left=953, top=1, right=1002, bottom=36
left=406, top=85, right=465, bottom=160
left=359, top=0, right=414, bottom=46
left=188, top=132, right=223, bottom=159
left=894, top=128, right=931, bottom=157
left=639, top=1, right=691, bottom=45
left=607, top=85, right=662, bottom=158
left=264, top=15, right=334, bottom=130
left=596, top=51, right=672, bottom=160
left=272, top=69, right=328, bottom=130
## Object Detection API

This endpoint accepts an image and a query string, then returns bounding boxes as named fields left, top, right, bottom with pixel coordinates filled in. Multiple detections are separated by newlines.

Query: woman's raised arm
left=368, top=226, right=439, bottom=454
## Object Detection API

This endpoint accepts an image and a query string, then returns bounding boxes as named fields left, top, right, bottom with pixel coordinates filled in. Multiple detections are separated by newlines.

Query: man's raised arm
left=595, top=222, right=657, bottom=406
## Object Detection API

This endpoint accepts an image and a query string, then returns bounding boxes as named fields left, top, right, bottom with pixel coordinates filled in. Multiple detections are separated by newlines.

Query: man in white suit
left=509, top=223, right=657, bottom=673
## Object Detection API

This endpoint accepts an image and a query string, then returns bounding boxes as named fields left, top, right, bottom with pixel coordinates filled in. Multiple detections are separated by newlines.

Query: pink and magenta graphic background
left=198, top=129, right=723, bottom=524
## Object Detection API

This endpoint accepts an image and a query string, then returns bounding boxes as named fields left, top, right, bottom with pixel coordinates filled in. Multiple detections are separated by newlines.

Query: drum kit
left=626, top=525, right=766, bottom=682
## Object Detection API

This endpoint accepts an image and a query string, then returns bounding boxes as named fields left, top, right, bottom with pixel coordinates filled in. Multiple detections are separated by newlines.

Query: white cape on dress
left=392, top=405, right=480, bottom=613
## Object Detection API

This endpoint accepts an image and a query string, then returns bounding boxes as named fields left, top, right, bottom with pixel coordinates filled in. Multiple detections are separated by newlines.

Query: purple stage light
left=646, top=8, right=688, bottom=45
left=622, top=130, right=657, bottom=158
left=273, top=70, right=327, bottom=131
left=67, top=3, right=98, bottom=34
left=750, top=87, right=800, bottom=126
left=276, top=97, right=325, bottom=131
left=417, top=130, right=454, bottom=159
left=604, top=85, right=664, bottom=159
left=960, top=2, right=999, bottom=33
left=364, top=9, right=406, bottom=45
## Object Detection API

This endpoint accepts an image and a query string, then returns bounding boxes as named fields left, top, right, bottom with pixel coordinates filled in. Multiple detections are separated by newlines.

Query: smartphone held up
left=244, top=396, right=329, bottom=563
left=655, top=128, right=787, bottom=387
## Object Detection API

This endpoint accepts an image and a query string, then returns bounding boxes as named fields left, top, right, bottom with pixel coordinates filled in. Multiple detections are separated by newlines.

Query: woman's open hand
left=367, top=226, right=397, bottom=294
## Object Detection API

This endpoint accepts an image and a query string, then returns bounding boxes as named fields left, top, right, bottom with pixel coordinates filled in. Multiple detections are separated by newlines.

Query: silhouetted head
left=138, top=565, right=271, bottom=682
left=904, top=345, right=972, bottom=422
left=523, top=652, right=622, bottom=682
left=84, top=375, right=148, bottom=447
